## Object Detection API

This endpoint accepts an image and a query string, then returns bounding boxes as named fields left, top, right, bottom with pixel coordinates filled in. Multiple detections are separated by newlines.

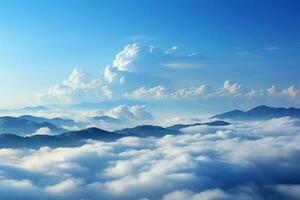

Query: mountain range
left=212, top=105, right=300, bottom=120
left=19, top=115, right=79, bottom=128
left=0, top=120, right=229, bottom=148
left=0, top=116, right=65, bottom=136
left=167, top=120, right=230, bottom=131
left=0, top=127, right=123, bottom=148
left=0, top=106, right=49, bottom=113
left=0, top=126, right=173, bottom=148
left=0, top=105, right=299, bottom=148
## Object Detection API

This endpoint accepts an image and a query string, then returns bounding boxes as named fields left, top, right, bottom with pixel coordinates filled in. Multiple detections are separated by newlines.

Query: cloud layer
left=123, top=81, right=299, bottom=103
left=0, top=117, right=300, bottom=199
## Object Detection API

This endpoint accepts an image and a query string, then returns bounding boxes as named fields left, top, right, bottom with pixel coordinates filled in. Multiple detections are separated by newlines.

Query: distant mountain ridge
left=0, top=116, right=65, bottom=136
left=0, top=125, right=175, bottom=148
left=0, top=106, right=49, bottom=113
left=0, top=127, right=123, bottom=148
left=167, top=120, right=230, bottom=131
left=212, top=105, right=300, bottom=120
left=19, top=115, right=79, bottom=128
left=115, top=125, right=181, bottom=137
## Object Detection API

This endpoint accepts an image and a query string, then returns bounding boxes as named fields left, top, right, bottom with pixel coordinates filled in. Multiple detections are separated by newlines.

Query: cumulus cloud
left=31, top=127, right=52, bottom=136
left=123, top=85, right=169, bottom=101
left=39, top=68, right=112, bottom=104
left=87, top=105, right=155, bottom=130
left=123, top=80, right=300, bottom=103
left=123, top=85, right=212, bottom=101
left=104, top=65, right=125, bottom=84
left=0, top=117, right=300, bottom=199
left=221, top=80, right=243, bottom=95
left=171, top=85, right=210, bottom=99
left=282, top=85, right=298, bottom=98
left=105, top=105, right=154, bottom=121
left=104, top=43, right=205, bottom=85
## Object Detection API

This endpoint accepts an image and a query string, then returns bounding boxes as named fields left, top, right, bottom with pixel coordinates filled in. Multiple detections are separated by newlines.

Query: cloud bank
left=0, top=117, right=300, bottom=199
left=123, top=81, right=299, bottom=103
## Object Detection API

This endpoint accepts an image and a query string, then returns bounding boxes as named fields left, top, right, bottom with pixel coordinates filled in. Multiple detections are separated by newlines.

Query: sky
left=0, top=0, right=299, bottom=115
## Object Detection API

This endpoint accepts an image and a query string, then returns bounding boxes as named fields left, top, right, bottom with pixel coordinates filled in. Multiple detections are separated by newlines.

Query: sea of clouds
left=0, top=117, right=300, bottom=200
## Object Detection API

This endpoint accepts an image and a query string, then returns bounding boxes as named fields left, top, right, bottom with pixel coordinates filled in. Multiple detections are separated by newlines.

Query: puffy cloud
left=171, top=85, right=210, bottom=99
left=104, top=43, right=205, bottom=84
left=222, top=80, right=242, bottom=95
left=0, top=117, right=300, bottom=199
left=123, top=85, right=212, bottom=101
left=112, top=43, right=145, bottom=72
left=266, top=85, right=278, bottom=96
left=104, top=65, right=125, bottom=84
left=123, top=86, right=169, bottom=101
left=31, top=127, right=52, bottom=136
left=282, top=85, right=298, bottom=98
left=45, top=178, right=84, bottom=197
left=123, top=81, right=300, bottom=104
left=105, top=105, right=154, bottom=121
left=39, top=68, right=112, bottom=104
left=163, top=189, right=230, bottom=200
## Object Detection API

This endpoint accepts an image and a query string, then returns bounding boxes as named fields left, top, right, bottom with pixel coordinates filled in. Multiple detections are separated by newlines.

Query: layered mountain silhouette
left=0, top=125, right=175, bottom=148
left=115, top=125, right=181, bottom=137
left=19, top=115, right=79, bottom=128
left=0, top=116, right=65, bottom=136
left=1, top=105, right=298, bottom=148
left=0, top=127, right=123, bottom=148
left=213, top=105, right=300, bottom=120
left=0, top=120, right=230, bottom=148
left=0, top=106, right=49, bottom=113
left=167, top=120, right=230, bottom=131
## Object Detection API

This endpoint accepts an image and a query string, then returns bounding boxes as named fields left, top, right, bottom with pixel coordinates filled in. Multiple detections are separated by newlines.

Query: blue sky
left=0, top=0, right=299, bottom=114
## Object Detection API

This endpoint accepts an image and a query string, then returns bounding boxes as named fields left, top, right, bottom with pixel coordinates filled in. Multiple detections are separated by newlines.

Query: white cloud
left=282, top=85, right=298, bottom=98
left=171, top=85, right=209, bottom=99
left=123, top=85, right=212, bottom=101
left=222, top=80, right=243, bottom=95
left=105, top=105, right=154, bottom=121
left=45, top=178, right=83, bottom=197
left=123, top=86, right=169, bottom=101
left=112, top=43, right=146, bottom=72
left=104, top=65, right=125, bottom=84
left=122, top=81, right=300, bottom=104
left=39, top=68, right=112, bottom=104
left=266, top=85, right=278, bottom=96
left=31, top=127, right=52, bottom=136
left=163, top=189, right=230, bottom=200
left=104, top=43, right=205, bottom=84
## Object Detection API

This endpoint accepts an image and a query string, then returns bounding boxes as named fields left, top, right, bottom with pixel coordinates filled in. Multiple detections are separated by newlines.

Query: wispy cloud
left=264, top=46, right=280, bottom=51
